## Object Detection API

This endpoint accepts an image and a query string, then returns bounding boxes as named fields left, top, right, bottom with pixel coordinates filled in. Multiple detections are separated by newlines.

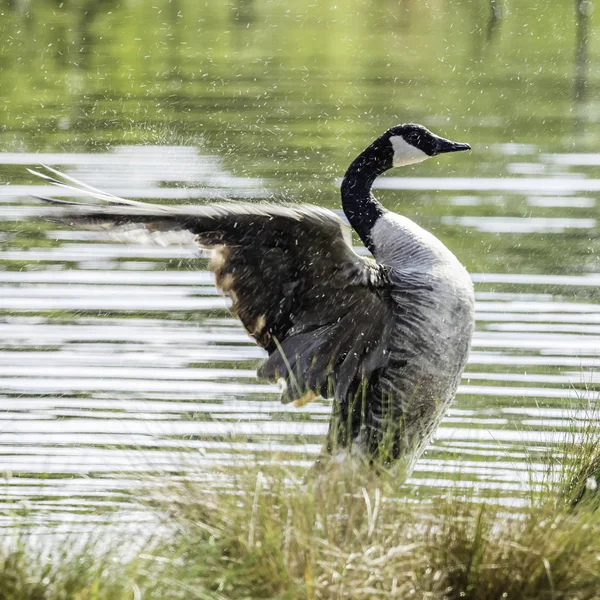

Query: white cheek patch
left=390, top=135, right=429, bottom=167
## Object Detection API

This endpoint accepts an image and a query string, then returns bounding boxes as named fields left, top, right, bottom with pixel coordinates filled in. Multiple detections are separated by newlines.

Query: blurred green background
left=2, top=0, right=599, bottom=274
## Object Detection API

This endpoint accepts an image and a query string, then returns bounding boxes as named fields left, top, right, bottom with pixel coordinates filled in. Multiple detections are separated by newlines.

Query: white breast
left=371, top=212, right=459, bottom=270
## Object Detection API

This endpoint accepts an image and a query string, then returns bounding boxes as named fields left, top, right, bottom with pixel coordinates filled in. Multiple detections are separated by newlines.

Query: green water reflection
left=1, top=0, right=600, bottom=521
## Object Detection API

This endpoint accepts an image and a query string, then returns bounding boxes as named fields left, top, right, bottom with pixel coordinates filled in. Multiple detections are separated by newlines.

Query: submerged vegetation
left=3, top=420, right=600, bottom=600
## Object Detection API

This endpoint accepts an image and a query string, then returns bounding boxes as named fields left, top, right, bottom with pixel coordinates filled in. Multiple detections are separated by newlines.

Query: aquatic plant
left=3, top=418, right=600, bottom=600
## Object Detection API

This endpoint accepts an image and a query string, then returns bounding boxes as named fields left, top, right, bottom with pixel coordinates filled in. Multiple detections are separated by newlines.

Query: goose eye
left=405, top=131, right=422, bottom=146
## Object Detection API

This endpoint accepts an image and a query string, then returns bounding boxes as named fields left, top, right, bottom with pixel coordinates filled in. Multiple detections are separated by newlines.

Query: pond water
left=1, top=0, right=600, bottom=530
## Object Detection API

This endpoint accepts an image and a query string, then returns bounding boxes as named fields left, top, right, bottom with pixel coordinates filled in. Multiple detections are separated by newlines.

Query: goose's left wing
left=30, top=167, right=393, bottom=406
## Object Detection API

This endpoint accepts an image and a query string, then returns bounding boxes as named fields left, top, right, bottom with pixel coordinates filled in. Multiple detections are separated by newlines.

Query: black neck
left=341, top=140, right=391, bottom=254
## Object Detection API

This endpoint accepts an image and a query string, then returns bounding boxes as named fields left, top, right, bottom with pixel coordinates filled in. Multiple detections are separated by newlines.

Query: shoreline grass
left=2, top=420, right=600, bottom=599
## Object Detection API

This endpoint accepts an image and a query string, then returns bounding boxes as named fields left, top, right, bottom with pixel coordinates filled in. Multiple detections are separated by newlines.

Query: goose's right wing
left=32, top=168, right=393, bottom=406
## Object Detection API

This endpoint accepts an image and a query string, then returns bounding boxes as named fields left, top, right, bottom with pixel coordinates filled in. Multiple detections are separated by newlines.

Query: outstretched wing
left=31, top=166, right=393, bottom=406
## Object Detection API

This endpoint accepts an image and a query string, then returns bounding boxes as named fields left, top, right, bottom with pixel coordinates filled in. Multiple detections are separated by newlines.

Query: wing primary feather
left=27, top=168, right=126, bottom=204
left=28, top=165, right=156, bottom=209
left=39, top=164, right=130, bottom=203
left=32, top=195, right=88, bottom=207
left=39, top=164, right=125, bottom=200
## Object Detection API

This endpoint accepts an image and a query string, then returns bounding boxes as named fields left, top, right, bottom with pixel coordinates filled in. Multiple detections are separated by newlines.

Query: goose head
left=381, top=123, right=471, bottom=168
left=341, top=123, right=471, bottom=251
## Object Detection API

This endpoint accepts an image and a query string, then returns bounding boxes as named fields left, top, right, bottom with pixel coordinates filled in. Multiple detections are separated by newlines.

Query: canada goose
left=30, top=124, right=474, bottom=470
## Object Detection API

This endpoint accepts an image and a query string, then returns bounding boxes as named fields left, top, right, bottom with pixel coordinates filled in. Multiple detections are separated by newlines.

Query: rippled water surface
left=1, top=0, right=600, bottom=529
